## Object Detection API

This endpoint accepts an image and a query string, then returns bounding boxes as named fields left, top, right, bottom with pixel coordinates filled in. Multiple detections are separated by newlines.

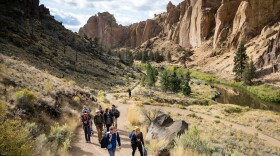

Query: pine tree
left=181, top=79, right=191, bottom=96
left=233, top=44, right=248, bottom=81
left=242, top=58, right=256, bottom=85
left=149, top=51, right=154, bottom=61
left=160, top=69, right=169, bottom=92
left=141, top=51, right=149, bottom=63
left=169, top=72, right=181, bottom=93
left=146, top=63, right=157, bottom=87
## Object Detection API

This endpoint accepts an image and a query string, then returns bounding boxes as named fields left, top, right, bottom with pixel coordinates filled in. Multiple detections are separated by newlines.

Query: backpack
left=81, top=113, right=90, bottom=126
left=114, top=109, right=120, bottom=118
left=100, top=133, right=109, bottom=148
left=129, top=130, right=135, bottom=142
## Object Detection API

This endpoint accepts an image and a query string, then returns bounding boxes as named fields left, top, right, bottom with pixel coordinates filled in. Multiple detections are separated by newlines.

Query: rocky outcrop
left=80, top=0, right=280, bottom=55
left=213, top=0, right=242, bottom=48
left=257, top=28, right=280, bottom=72
left=229, top=0, right=280, bottom=48
left=145, top=114, right=188, bottom=143
left=0, top=0, right=50, bottom=20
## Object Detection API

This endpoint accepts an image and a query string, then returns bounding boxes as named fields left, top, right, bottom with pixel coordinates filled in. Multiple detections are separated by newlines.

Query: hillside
left=80, top=0, right=280, bottom=84
left=0, top=0, right=139, bottom=91
left=0, top=0, right=139, bottom=155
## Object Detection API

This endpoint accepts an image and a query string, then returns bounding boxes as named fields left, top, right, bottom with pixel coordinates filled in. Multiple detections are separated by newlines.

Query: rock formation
left=146, top=114, right=188, bottom=143
left=80, top=0, right=280, bottom=50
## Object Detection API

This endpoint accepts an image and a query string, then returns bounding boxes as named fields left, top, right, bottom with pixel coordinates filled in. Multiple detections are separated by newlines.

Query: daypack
left=100, top=133, right=109, bottom=148
left=81, top=113, right=90, bottom=126
left=114, top=109, right=120, bottom=118
left=128, top=130, right=135, bottom=142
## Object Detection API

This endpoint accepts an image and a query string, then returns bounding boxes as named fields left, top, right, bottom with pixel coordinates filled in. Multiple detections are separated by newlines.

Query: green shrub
left=0, top=102, right=34, bottom=155
left=245, top=84, right=280, bottom=103
left=27, top=45, right=43, bottom=56
left=14, top=89, right=37, bottom=114
left=173, top=126, right=215, bottom=154
left=224, top=106, right=249, bottom=114
left=190, top=71, right=220, bottom=83
left=48, top=123, right=73, bottom=152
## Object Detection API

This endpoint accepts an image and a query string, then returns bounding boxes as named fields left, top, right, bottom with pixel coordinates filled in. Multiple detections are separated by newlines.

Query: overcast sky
left=40, top=0, right=182, bottom=32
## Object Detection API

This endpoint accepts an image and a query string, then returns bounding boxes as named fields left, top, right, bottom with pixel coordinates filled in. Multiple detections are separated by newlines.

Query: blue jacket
left=106, top=132, right=121, bottom=149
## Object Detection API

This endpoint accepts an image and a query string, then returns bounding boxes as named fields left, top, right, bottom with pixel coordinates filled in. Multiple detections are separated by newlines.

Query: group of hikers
left=80, top=103, right=146, bottom=156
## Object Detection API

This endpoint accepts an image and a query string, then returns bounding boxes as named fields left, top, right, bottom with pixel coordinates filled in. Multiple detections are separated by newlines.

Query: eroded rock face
left=257, top=28, right=280, bottom=71
left=145, top=114, right=188, bottom=143
left=79, top=0, right=280, bottom=51
left=229, top=0, right=280, bottom=48
left=213, top=0, right=242, bottom=48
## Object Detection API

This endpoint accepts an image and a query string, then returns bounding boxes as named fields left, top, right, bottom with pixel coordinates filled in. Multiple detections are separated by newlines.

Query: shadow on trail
left=69, top=146, right=93, bottom=156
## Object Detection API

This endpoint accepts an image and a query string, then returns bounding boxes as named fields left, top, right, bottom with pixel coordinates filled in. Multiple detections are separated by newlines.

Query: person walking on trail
left=104, top=108, right=113, bottom=132
left=129, top=126, right=145, bottom=156
left=81, top=106, right=93, bottom=136
left=81, top=112, right=91, bottom=143
left=128, top=88, right=132, bottom=98
left=111, top=105, right=120, bottom=129
left=98, top=105, right=104, bottom=115
left=94, top=110, right=104, bottom=142
left=105, top=126, right=121, bottom=156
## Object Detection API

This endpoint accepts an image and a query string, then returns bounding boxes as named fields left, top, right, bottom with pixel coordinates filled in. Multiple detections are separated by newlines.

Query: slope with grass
left=0, top=0, right=140, bottom=91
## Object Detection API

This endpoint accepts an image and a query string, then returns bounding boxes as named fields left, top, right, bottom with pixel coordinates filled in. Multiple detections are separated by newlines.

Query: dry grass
left=127, top=104, right=142, bottom=126
left=44, top=81, right=53, bottom=95
left=148, top=139, right=169, bottom=156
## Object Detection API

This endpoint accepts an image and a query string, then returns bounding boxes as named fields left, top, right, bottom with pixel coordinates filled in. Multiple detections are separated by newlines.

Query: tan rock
left=230, top=0, right=280, bottom=48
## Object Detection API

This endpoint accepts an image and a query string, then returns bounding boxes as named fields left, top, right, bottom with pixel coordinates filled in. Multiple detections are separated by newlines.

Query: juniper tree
left=146, top=63, right=157, bottom=87
left=181, top=79, right=191, bottom=96
left=169, top=72, right=181, bottom=93
left=233, top=44, right=248, bottom=81
left=141, top=51, right=149, bottom=63
left=160, top=69, right=169, bottom=92
left=242, top=58, right=256, bottom=85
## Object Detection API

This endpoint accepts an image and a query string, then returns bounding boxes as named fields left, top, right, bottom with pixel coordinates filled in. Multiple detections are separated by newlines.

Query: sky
left=40, top=0, right=182, bottom=32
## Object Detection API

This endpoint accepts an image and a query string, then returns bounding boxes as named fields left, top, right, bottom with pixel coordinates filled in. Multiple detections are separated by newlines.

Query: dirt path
left=70, top=85, right=280, bottom=156
left=70, top=90, right=140, bottom=156
left=141, top=105, right=280, bottom=148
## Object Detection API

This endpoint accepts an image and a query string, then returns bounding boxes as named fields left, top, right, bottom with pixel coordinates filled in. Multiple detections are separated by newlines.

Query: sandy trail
left=70, top=85, right=280, bottom=156
left=70, top=90, right=141, bottom=156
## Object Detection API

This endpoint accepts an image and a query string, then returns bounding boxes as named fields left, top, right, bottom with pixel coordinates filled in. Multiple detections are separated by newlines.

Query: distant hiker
left=129, top=126, right=145, bottom=156
left=128, top=89, right=132, bottom=98
left=111, top=105, right=120, bottom=128
left=104, top=108, right=114, bottom=132
left=81, top=112, right=91, bottom=143
left=94, top=110, right=105, bottom=142
left=99, top=105, right=104, bottom=115
left=105, top=126, right=121, bottom=156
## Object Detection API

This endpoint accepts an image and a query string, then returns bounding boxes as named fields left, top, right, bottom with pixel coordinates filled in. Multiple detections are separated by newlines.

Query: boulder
left=145, top=114, right=188, bottom=143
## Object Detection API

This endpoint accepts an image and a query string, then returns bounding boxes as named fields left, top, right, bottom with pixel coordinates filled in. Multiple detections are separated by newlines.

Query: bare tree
left=140, top=107, right=162, bottom=125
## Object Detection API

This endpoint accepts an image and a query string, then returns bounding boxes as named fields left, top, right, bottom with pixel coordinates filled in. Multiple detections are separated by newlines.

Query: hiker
left=103, top=108, right=113, bottom=132
left=106, top=126, right=121, bottom=156
left=94, top=110, right=105, bottom=142
left=111, top=105, right=120, bottom=128
left=81, top=112, right=91, bottom=143
left=128, top=88, right=132, bottom=98
left=82, top=106, right=93, bottom=135
left=129, top=126, right=145, bottom=156
left=99, top=105, right=104, bottom=115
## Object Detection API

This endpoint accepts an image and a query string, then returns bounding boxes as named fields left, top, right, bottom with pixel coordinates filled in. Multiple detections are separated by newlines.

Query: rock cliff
left=80, top=0, right=280, bottom=50
left=79, top=0, right=280, bottom=82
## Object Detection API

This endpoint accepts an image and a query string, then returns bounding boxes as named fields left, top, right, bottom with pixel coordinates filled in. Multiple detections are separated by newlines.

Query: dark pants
left=106, top=124, right=111, bottom=132
left=132, top=144, right=143, bottom=156
left=83, top=126, right=91, bottom=142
